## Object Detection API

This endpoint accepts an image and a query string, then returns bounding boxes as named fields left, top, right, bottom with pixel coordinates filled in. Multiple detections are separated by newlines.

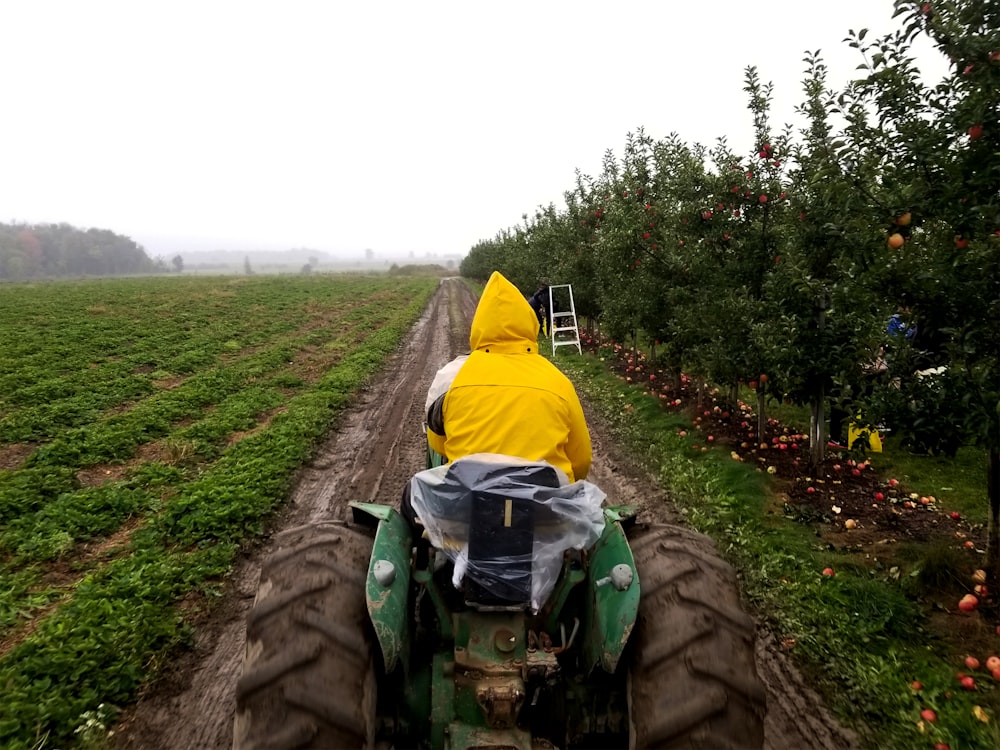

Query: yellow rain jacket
left=427, top=272, right=592, bottom=482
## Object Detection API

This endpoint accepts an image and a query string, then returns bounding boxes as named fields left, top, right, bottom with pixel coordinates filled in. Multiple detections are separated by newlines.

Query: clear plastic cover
left=409, top=453, right=606, bottom=612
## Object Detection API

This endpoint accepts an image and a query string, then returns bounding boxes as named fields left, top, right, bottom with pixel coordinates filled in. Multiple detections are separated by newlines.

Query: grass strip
left=555, top=349, right=999, bottom=750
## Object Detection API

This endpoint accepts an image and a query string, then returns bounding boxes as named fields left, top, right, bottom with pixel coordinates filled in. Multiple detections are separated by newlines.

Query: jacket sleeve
left=426, top=392, right=447, bottom=458
left=565, top=391, right=592, bottom=481
left=424, top=357, right=468, bottom=460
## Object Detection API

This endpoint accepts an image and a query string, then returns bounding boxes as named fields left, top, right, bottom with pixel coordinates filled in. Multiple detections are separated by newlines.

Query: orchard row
left=462, top=1, right=1000, bottom=580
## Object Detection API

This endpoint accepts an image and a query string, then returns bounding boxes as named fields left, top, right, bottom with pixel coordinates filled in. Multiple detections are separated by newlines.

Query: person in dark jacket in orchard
left=526, top=283, right=550, bottom=335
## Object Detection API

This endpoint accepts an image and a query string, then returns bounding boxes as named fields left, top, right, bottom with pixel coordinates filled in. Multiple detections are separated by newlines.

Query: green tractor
left=233, top=455, right=767, bottom=749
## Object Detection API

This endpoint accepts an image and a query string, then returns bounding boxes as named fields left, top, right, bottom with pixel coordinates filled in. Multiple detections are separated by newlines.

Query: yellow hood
left=469, top=272, right=539, bottom=352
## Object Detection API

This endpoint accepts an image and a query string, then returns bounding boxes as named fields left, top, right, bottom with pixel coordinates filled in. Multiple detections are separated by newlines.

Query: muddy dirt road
left=111, top=277, right=860, bottom=750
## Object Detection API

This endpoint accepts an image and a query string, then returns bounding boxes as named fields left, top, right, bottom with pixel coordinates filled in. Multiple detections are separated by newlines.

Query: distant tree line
left=387, top=263, right=450, bottom=277
left=0, top=222, right=162, bottom=280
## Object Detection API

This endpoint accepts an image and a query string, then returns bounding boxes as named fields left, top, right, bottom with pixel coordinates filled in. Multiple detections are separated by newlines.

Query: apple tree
left=845, top=0, right=1000, bottom=584
left=759, top=52, right=890, bottom=468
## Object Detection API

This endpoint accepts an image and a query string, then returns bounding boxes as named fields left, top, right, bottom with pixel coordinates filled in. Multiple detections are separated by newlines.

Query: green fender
left=350, top=502, right=412, bottom=673
left=583, top=507, right=640, bottom=674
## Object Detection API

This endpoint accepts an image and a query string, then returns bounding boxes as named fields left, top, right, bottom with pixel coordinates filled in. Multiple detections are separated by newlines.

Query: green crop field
left=0, top=273, right=437, bottom=749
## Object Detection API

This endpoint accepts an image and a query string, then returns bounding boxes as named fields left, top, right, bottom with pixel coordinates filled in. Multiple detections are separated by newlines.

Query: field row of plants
left=460, top=0, right=1000, bottom=593
left=0, top=274, right=438, bottom=748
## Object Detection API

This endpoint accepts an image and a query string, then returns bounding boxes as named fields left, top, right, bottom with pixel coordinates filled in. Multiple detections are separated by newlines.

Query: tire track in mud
left=295, top=282, right=461, bottom=524
left=112, top=277, right=858, bottom=750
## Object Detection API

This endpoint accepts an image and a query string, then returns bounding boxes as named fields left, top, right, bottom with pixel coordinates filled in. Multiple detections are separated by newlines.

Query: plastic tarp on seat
left=409, top=453, right=606, bottom=612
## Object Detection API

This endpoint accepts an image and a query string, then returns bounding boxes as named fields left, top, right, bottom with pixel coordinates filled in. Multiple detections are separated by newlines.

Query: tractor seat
left=462, top=460, right=561, bottom=608
left=409, top=454, right=605, bottom=612
left=464, top=489, right=537, bottom=607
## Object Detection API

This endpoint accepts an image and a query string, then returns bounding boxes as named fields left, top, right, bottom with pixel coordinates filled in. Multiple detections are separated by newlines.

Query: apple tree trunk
left=808, top=294, right=829, bottom=470
left=809, top=388, right=826, bottom=470
left=988, top=448, right=1000, bottom=590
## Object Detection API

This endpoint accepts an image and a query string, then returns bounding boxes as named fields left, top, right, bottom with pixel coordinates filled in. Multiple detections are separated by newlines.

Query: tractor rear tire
left=233, top=521, right=377, bottom=750
left=627, top=523, right=766, bottom=749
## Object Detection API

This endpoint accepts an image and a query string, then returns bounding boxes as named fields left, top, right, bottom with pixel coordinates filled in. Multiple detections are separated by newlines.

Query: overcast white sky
left=1, top=1, right=949, bottom=261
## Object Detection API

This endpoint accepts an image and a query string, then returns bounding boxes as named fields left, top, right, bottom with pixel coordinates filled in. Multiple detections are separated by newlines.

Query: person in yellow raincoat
left=402, top=271, right=592, bottom=525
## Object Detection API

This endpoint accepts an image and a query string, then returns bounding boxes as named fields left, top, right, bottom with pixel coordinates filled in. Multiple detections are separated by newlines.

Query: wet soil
left=110, top=278, right=858, bottom=750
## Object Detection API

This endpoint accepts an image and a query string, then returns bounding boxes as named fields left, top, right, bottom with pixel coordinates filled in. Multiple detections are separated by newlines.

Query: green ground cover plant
left=0, top=274, right=436, bottom=749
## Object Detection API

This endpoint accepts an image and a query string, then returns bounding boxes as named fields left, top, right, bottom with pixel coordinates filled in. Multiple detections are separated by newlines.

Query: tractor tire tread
left=628, top=523, right=766, bottom=749
left=233, top=521, right=376, bottom=750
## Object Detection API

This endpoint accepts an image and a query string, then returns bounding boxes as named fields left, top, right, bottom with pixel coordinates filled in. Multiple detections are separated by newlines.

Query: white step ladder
left=547, top=284, right=582, bottom=355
